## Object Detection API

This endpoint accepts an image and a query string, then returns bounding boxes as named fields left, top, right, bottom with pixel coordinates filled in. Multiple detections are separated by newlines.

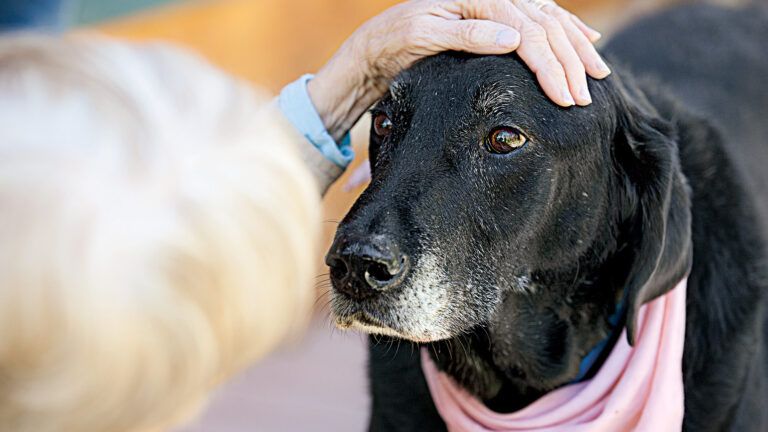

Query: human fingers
left=545, top=3, right=610, bottom=79
left=570, top=11, right=601, bottom=42
left=515, top=0, right=591, bottom=105
left=447, top=0, right=574, bottom=106
left=430, top=17, right=521, bottom=53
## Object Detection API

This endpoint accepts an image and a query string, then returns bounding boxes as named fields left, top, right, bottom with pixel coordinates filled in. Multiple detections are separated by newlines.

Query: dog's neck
left=426, top=186, right=641, bottom=412
left=426, top=251, right=630, bottom=412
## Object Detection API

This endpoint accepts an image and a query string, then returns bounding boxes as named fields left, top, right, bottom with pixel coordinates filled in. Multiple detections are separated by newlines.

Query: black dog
left=326, top=3, right=768, bottom=431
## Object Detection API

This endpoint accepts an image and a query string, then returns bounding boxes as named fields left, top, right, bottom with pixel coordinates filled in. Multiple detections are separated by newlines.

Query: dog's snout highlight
left=326, top=234, right=409, bottom=299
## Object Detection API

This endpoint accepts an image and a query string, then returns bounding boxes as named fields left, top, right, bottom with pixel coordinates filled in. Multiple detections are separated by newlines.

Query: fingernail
left=496, top=30, right=519, bottom=48
left=579, top=87, right=592, bottom=104
left=596, top=59, right=611, bottom=75
left=591, top=30, right=602, bottom=40
left=562, top=89, right=575, bottom=106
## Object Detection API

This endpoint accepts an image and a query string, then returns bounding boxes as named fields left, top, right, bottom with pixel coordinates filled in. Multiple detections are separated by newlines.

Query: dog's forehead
left=390, top=54, right=537, bottom=103
left=383, top=53, right=613, bottom=151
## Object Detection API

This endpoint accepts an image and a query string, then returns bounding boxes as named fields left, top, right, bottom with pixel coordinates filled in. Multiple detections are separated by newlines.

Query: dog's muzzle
left=326, top=234, right=410, bottom=300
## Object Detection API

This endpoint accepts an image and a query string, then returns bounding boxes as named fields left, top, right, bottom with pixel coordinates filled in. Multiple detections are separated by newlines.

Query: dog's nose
left=326, top=235, right=409, bottom=299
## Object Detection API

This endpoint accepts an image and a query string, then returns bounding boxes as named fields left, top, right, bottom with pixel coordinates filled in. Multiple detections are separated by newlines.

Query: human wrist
left=307, top=40, right=382, bottom=141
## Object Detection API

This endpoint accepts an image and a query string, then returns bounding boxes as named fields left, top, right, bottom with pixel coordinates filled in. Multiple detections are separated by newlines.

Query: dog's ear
left=610, top=79, right=693, bottom=345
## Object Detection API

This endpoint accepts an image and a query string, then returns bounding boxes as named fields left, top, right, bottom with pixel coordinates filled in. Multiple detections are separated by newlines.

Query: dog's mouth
left=334, top=309, right=407, bottom=338
left=333, top=306, right=442, bottom=343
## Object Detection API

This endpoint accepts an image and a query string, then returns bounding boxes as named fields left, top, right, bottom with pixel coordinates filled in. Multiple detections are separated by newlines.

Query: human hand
left=308, top=0, right=610, bottom=141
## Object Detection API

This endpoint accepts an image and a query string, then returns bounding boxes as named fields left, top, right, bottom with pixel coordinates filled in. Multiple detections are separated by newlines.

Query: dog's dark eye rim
left=372, top=112, right=394, bottom=138
left=485, top=126, right=528, bottom=154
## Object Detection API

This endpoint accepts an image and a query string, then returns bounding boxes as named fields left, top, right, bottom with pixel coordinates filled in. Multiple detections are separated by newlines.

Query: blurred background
left=0, top=0, right=736, bottom=430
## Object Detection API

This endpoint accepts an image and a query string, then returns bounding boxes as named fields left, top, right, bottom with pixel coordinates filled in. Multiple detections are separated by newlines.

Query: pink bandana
left=422, top=279, right=687, bottom=432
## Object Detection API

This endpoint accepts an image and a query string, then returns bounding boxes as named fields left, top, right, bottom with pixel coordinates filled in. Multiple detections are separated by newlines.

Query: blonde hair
left=0, top=35, right=320, bottom=431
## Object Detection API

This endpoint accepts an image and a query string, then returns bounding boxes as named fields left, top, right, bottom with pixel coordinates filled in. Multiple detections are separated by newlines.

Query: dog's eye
left=373, top=113, right=393, bottom=138
left=487, top=127, right=527, bottom=154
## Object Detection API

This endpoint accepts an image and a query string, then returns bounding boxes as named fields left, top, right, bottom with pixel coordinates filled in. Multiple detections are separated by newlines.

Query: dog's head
left=327, top=53, right=691, bottom=395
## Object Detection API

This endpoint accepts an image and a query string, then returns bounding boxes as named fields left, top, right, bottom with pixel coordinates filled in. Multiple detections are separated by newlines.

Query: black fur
left=327, top=4, right=768, bottom=431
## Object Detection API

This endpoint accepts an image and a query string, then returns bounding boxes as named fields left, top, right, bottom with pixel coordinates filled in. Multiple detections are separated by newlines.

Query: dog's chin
left=333, top=311, right=451, bottom=343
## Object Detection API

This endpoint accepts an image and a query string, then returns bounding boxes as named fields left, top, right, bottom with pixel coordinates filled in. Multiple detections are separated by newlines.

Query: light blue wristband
left=278, top=74, right=354, bottom=168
